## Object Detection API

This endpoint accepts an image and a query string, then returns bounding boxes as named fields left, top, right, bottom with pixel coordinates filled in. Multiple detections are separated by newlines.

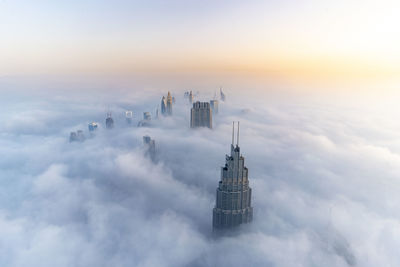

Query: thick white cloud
left=1, top=85, right=400, bottom=267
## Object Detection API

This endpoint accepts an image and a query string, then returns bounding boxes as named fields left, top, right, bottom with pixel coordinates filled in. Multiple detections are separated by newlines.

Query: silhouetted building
left=106, top=112, right=114, bottom=129
left=143, top=135, right=156, bottom=162
left=220, top=87, right=226, bottom=102
left=125, top=110, right=133, bottom=124
left=210, top=99, right=219, bottom=115
left=191, top=101, right=212, bottom=129
left=213, top=122, right=253, bottom=230
left=70, top=130, right=85, bottom=142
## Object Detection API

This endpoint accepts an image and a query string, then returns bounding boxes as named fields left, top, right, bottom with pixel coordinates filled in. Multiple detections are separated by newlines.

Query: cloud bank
left=1, top=84, right=400, bottom=267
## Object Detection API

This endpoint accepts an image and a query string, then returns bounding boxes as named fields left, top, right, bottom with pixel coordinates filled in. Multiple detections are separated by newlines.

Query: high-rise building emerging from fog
left=125, top=110, right=133, bottom=124
left=210, top=99, right=219, bottom=115
left=70, top=130, right=85, bottom=142
left=189, top=91, right=194, bottom=104
left=88, top=122, right=98, bottom=132
left=143, top=135, right=156, bottom=162
left=106, top=112, right=114, bottom=129
left=213, top=122, right=253, bottom=230
left=220, top=87, right=226, bottom=102
left=161, top=92, right=173, bottom=116
left=190, top=101, right=212, bottom=129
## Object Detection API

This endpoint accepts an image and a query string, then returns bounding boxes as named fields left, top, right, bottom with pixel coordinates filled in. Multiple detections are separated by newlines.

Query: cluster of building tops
left=68, top=88, right=253, bottom=231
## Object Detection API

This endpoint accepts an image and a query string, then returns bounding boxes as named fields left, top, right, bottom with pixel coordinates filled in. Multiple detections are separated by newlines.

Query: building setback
left=190, top=101, right=212, bottom=129
left=213, top=122, right=253, bottom=230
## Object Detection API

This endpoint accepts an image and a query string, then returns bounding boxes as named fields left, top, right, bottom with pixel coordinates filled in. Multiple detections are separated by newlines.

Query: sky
left=1, top=0, right=400, bottom=83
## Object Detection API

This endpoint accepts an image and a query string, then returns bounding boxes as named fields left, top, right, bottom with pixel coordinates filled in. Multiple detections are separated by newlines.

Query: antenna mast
left=232, top=121, right=235, bottom=145
left=237, top=121, right=240, bottom=147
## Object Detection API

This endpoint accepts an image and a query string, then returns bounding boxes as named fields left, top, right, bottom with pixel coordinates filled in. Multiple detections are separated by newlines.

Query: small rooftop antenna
left=237, top=121, right=240, bottom=147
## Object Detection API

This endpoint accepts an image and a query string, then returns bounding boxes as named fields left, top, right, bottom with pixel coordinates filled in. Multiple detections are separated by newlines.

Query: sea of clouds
left=1, top=80, right=400, bottom=267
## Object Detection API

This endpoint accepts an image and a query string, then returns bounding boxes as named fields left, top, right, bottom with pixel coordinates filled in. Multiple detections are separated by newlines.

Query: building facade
left=190, top=101, right=212, bottom=129
left=210, top=99, right=219, bottom=115
left=213, top=122, right=253, bottom=230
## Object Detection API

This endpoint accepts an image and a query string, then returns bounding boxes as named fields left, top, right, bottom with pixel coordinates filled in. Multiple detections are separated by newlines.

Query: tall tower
left=189, top=90, right=194, bottom=104
left=213, top=122, right=253, bottom=230
left=166, top=91, right=173, bottom=115
left=125, top=110, right=133, bottom=124
left=143, top=135, right=156, bottom=162
left=190, top=101, right=212, bottom=129
left=220, top=87, right=226, bottom=102
left=106, top=112, right=114, bottom=129
left=210, top=99, right=219, bottom=115
left=161, top=96, right=167, bottom=115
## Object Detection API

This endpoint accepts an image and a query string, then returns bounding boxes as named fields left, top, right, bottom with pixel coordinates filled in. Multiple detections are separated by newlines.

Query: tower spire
left=232, top=121, right=235, bottom=145
left=237, top=121, right=240, bottom=147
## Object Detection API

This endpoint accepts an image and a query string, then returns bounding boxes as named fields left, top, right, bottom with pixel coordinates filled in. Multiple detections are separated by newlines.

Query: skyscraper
left=161, top=92, right=173, bottom=116
left=190, top=101, right=212, bottom=129
left=106, top=112, right=114, bottom=129
left=143, top=135, right=156, bottom=162
left=161, top=96, right=167, bottom=115
left=88, top=122, right=98, bottom=132
left=210, top=99, right=219, bottom=115
left=69, top=130, right=85, bottom=142
left=220, top=87, right=226, bottom=102
left=166, top=91, right=173, bottom=115
left=189, top=90, right=194, bottom=104
left=213, top=122, right=253, bottom=230
left=125, top=110, right=133, bottom=124
left=138, top=112, right=152, bottom=127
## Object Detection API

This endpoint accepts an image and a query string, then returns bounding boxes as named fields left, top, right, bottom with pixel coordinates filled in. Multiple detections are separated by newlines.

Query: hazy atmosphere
left=1, top=1, right=400, bottom=267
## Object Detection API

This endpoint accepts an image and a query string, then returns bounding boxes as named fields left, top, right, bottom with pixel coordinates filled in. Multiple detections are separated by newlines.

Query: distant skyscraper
left=138, top=112, right=152, bottom=127
left=69, top=130, right=85, bottom=142
left=143, top=112, right=151, bottom=121
left=106, top=112, right=114, bottom=129
left=155, top=106, right=159, bottom=119
left=189, top=90, right=194, bottom=104
left=88, top=122, right=98, bottom=132
left=220, top=87, right=226, bottom=102
left=125, top=110, right=133, bottom=124
left=69, top=132, right=77, bottom=142
left=166, top=91, right=173, bottom=115
left=143, top=135, right=156, bottom=162
left=190, top=101, right=212, bottom=129
left=161, top=92, right=173, bottom=116
left=213, top=122, right=253, bottom=230
left=161, top=96, right=167, bottom=115
left=210, top=99, right=219, bottom=115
